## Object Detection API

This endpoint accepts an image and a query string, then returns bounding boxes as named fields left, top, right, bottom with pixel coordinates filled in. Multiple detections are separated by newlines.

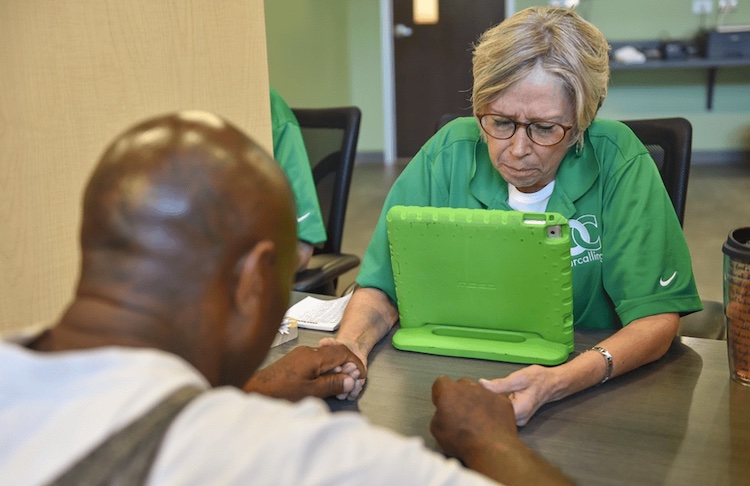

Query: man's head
left=76, top=110, right=298, bottom=387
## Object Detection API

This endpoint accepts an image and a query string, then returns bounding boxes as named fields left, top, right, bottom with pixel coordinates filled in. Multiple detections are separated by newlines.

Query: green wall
left=264, top=0, right=351, bottom=106
left=266, top=0, right=750, bottom=158
left=265, top=0, right=383, bottom=153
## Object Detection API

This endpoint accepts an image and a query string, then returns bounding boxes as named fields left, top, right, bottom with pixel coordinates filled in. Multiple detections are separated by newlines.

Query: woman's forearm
left=547, top=312, right=681, bottom=402
left=335, top=287, right=400, bottom=361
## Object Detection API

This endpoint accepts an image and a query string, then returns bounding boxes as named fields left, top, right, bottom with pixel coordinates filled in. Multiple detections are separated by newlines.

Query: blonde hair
left=472, top=6, right=610, bottom=147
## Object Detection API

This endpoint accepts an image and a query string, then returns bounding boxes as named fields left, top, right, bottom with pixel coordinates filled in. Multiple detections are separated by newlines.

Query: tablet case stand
left=387, top=206, right=574, bottom=365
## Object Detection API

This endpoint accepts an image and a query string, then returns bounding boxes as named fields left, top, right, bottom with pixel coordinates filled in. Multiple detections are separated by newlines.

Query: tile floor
left=336, top=160, right=750, bottom=305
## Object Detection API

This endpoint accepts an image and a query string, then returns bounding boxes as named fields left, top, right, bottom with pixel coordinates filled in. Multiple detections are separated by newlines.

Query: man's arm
left=431, top=376, right=574, bottom=486
left=243, top=344, right=366, bottom=401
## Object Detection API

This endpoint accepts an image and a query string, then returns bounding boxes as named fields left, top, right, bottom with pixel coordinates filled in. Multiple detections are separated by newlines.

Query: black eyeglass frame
left=476, top=114, right=574, bottom=147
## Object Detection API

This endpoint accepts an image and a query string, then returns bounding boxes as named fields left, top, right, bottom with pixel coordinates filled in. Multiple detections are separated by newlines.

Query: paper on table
left=284, top=292, right=353, bottom=331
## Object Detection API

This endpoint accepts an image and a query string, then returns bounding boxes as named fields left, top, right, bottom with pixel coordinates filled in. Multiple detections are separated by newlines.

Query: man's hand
left=243, top=345, right=366, bottom=402
left=318, top=337, right=369, bottom=400
left=431, top=376, right=517, bottom=459
left=431, top=376, right=573, bottom=486
left=319, top=336, right=368, bottom=369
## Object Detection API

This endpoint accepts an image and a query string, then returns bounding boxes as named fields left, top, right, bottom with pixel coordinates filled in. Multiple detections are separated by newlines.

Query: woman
left=322, top=6, right=702, bottom=425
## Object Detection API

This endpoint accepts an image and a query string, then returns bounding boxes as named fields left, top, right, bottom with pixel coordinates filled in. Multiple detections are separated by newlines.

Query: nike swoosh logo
left=297, top=212, right=311, bottom=223
left=659, top=271, right=677, bottom=287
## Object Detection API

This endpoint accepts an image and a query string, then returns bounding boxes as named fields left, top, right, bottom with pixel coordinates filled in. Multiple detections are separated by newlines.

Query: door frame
left=378, top=0, right=515, bottom=165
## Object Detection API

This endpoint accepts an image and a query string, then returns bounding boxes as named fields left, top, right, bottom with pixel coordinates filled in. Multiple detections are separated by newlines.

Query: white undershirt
left=508, top=180, right=555, bottom=213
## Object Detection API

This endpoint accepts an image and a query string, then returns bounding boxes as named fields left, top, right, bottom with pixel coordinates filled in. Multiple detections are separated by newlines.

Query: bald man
left=0, top=112, right=570, bottom=485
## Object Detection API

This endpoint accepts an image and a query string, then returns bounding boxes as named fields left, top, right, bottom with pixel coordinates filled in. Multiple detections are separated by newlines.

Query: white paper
left=283, top=292, right=353, bottom=331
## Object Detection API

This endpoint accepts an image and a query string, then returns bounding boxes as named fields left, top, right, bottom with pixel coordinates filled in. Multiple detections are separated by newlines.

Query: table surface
left=265, top=295, right=750, bottom=486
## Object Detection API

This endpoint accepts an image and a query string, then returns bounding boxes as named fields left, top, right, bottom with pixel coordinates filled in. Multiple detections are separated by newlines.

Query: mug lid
left=722, top=227, right=750, bottom=261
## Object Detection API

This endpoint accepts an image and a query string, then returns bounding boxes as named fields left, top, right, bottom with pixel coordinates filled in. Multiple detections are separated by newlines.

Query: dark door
left=393, top=0, right=504, bottom=158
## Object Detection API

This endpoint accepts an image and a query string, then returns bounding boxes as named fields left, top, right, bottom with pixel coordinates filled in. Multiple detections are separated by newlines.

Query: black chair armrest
left=293, top=253, right=361, bottom=295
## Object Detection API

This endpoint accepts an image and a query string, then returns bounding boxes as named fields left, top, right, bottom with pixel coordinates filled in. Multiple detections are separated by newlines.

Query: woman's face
left=484, top=68, right=575, bottom=194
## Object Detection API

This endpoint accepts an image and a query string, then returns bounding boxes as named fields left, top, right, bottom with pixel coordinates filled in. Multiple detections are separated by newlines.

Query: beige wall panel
left=0, top=0, right=270, bottom=333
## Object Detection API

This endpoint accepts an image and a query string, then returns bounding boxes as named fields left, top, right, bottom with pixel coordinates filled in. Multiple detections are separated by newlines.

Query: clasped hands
left=243, top=345, right=571, bottom=483
left=243, top=341, right=551, bottom=426
left=318, top=336, right=555, bottom=425
left=243, top=344, right=365, bottom=401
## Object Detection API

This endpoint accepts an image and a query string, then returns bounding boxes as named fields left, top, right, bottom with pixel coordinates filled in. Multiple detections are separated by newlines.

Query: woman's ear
left=235, top=240, right=276, bottom=317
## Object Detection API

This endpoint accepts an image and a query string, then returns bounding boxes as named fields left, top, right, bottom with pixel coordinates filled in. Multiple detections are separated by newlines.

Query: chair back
left=291, top=106, right=362, bottom=295
left=292, top=107, right=361, bottom=255
left=621, top=117, right=692, bottom=227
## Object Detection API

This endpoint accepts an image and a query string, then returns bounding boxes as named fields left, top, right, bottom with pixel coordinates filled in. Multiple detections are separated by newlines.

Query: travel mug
left=723, top=227, right=750, bottom=385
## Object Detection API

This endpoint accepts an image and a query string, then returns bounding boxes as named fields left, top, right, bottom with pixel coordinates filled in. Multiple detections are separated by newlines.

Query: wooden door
left=393, top=0, right=504, bottom=157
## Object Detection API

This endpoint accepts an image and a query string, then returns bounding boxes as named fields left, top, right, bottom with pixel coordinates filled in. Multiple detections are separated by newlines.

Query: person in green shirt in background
left=270, top=87, right=327, bottom=270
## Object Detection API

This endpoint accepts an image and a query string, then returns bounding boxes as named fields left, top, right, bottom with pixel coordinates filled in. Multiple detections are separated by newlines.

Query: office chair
left=291, top=106, right=362, bottom=295
left=620, top=118, right=692, bottom=227
left=435, top=114, right=725, bottom=339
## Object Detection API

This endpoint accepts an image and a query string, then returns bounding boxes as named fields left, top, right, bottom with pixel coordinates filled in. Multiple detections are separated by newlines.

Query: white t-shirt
left=507, top=181, right=555, bottom=213
left=0, top=339, right=498, bottom=486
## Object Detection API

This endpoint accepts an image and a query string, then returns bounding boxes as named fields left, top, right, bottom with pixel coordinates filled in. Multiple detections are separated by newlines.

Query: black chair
left=291, top=107, right=362, bottom=295
left=620, top=118, right=692, bottom=227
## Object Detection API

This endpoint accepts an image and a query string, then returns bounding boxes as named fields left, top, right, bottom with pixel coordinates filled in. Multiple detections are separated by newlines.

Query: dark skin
left=28, top=110, right=364, bottom=399
left=431, top=376, right=573, bottom=486
left=28, top=110, right=570, bottom=484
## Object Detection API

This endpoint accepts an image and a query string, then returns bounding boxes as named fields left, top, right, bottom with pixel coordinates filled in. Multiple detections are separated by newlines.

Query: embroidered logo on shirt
left=297, top=212, right=311, bottom=223
left=659, top=271, right=677, bottom=287
left=569, top=214, right=603, bottom=267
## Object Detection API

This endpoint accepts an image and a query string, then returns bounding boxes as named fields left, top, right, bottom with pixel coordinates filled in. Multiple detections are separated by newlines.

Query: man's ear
left=235, top=240, right=276, bottom=317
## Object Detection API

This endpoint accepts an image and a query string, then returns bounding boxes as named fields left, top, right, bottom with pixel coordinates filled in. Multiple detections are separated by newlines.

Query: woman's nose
left=509, top=128, right=533, bottom=156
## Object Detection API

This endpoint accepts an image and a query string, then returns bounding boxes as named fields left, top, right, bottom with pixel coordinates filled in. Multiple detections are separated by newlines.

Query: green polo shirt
left=357, top=117, right=702, bottom=329
left=271, top=87, right=327, bottom=245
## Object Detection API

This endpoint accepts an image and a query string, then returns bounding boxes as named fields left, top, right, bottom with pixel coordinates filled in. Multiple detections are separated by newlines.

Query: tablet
left=386, top=206, right=574, bottom=365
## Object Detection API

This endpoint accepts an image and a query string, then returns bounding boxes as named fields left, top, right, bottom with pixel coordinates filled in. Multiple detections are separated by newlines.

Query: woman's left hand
left=479, top=365, right=560, bottom=426
left=480, top=313, right=680, bottom=426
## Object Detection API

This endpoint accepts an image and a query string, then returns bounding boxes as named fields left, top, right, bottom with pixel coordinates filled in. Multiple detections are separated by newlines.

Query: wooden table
left=265, top=296, right=750, bottom=485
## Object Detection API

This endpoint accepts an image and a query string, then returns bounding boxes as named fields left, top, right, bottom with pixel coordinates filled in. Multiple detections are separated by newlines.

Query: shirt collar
left=470, top=132, right=599, bottom=218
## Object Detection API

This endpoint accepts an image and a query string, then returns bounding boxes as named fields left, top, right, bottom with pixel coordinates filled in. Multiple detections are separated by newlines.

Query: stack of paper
left=283, top=292, right=353, bottom=332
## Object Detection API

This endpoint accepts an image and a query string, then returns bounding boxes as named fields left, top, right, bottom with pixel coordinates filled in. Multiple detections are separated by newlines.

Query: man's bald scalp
left=78, top=112, right=295, bottom=310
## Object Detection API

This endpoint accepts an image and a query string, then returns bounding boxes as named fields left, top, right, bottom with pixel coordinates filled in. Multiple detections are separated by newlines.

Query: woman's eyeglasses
left=477, top=114, right=573, bottom=146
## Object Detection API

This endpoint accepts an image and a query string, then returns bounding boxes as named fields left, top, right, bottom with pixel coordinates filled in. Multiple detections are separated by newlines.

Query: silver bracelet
left=589, top=346, right=613, bottom=385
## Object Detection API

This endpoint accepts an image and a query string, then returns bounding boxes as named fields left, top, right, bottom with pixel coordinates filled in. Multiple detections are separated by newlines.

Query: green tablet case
left=386, top=206, right=574, bottom=365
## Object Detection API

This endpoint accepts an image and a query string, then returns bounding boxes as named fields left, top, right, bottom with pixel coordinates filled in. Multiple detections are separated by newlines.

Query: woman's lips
left=503, top=164, right=535, bottom=176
